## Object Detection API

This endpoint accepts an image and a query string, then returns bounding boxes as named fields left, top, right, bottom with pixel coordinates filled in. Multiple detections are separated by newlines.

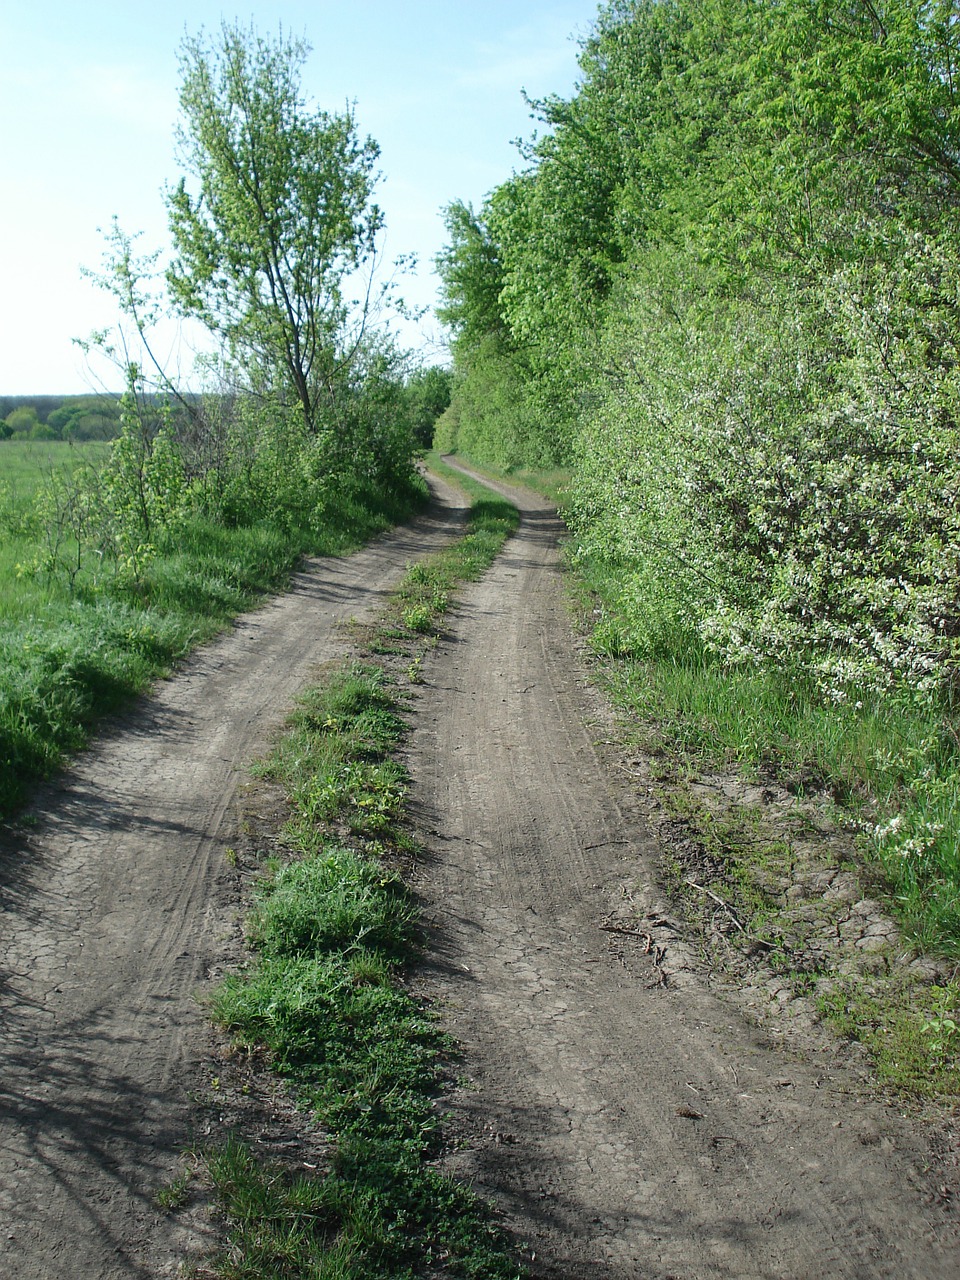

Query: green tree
left=435, top=201, right=506, bottom=350
left=47, top=405, right=77, bottom=435
left=166, top=22, right=383, bottom=438
left=403, top=365, right=451, bottom=447
left=435, top=198, right=557, bottom=466
left=48, top=399, right=122, bottom=441
left=4, top=406, right=40, bottom=437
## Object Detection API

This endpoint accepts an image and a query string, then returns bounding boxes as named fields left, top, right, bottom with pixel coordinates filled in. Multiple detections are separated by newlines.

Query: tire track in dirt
left=406, top=463, right=959, bottom=1279
left=0, top=479, right=469, bottom=1280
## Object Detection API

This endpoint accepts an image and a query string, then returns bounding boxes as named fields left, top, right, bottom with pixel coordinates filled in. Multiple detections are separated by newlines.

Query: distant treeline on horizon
left=1, top=394, right=121, bottom=442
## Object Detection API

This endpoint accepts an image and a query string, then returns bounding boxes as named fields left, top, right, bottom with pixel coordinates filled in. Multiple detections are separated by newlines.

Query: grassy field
left=0, top=439, right=426, bottom=818
left=0, top=440, right=110, bottom=597
left=0, top=438, right=111, bottom=494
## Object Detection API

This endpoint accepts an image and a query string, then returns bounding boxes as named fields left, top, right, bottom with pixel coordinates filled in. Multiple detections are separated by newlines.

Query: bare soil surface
left=0, top=485, right=469, bottom=1280
left=404, top=463, right=960, bottom=1279
left=3, top=463, right=959, bottom=1280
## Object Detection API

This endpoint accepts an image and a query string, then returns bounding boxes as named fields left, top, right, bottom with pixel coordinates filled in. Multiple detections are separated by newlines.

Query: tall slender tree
left=166, top=22, right=383, bottom=436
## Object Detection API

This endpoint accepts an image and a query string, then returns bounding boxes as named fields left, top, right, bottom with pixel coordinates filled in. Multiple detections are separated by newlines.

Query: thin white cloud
left=455, top=16, right=585, bottom=95
left=55, top=62, right=175, bottom=137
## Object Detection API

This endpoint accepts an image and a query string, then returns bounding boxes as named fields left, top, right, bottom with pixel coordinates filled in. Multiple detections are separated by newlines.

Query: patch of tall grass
left=0, top=443, right=427, bottom=818
left=249, top=846, right=416, bottom=961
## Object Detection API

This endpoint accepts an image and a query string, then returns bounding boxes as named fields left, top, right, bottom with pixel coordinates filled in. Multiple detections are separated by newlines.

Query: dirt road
left=0, top=487, right=469, bottom=1280
left=2, top=464, right=958, bottom=1278
left=405, top=464, right=959, bottom=1279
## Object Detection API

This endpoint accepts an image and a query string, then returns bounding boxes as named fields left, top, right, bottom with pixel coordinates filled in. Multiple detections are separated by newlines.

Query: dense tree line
left=1, top=396, right=122, bottom=441
left=437, top=0, right=960, bottom=708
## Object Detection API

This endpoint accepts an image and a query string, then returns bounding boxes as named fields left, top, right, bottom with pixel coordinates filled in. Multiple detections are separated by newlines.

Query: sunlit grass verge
left=566, top=545, right=960, bottom=1100
left=817, top=978, right=960, bottom=1099
left=198, top=475, right=523, bottom=1279
left=576, top=552, right=960, bottom=959
left=0, top=454, right=427, bottom=819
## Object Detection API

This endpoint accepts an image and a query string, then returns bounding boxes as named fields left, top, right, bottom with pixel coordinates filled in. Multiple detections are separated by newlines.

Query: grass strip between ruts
left=192, top=465, right=525, bottom=1279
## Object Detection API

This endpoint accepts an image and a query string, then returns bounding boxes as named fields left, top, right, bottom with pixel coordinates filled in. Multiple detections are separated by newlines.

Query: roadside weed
left=249, top=847, right=416, bottom=961
left=155, top=1170, right=192, bottom=1212
left=0, top=443, right=426, bottom=819
left=920, top=986, right=960, bottom=1060
left=818, top=979, right=960, bottom=1097
left=575, top=545, right=960, bottom=1099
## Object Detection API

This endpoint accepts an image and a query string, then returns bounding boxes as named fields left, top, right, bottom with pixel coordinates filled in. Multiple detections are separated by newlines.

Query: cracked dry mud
left=1, top=466, right=958, bottom=1279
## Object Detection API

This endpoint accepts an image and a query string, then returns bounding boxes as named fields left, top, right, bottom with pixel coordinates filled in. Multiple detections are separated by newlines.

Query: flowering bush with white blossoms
left=567, top=233, right=960, bottom=945
left=572, top=235, right=960, bottom=709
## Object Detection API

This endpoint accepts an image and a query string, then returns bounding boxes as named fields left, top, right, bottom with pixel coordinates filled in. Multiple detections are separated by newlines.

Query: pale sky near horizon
left=0, top=1, right=598, bottom=396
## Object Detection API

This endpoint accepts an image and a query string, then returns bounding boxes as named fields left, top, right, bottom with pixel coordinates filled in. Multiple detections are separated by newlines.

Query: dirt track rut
left=406, top=464, right=959, bottom=1279
left=0, top=488, right=468, bottom=1279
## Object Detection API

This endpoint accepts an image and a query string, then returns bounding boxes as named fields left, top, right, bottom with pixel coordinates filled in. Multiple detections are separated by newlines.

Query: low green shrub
left=250, top=848, right=416, bottom=962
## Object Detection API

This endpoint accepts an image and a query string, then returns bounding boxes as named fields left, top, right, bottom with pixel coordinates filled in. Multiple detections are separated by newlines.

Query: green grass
left=563, top=545, right=960, bottom=1100
left=255, top=664, right=412, bottom=847
left=0, top=439, right=111, bottom=507
left=196, top=474, right=523, bottom=1279
left=204, top=1135, right=517, bottom=1280
left=603, top=651, right=960, bottom=954
left=249, top=846, right=416, bottom=962
left=0, top=445, right=427, bottom=819
left=817, top=978, right=960, bottom=1099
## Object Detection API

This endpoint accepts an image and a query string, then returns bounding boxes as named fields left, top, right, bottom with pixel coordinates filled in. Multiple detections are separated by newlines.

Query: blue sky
left=0, top=1, right=598, bottom=395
